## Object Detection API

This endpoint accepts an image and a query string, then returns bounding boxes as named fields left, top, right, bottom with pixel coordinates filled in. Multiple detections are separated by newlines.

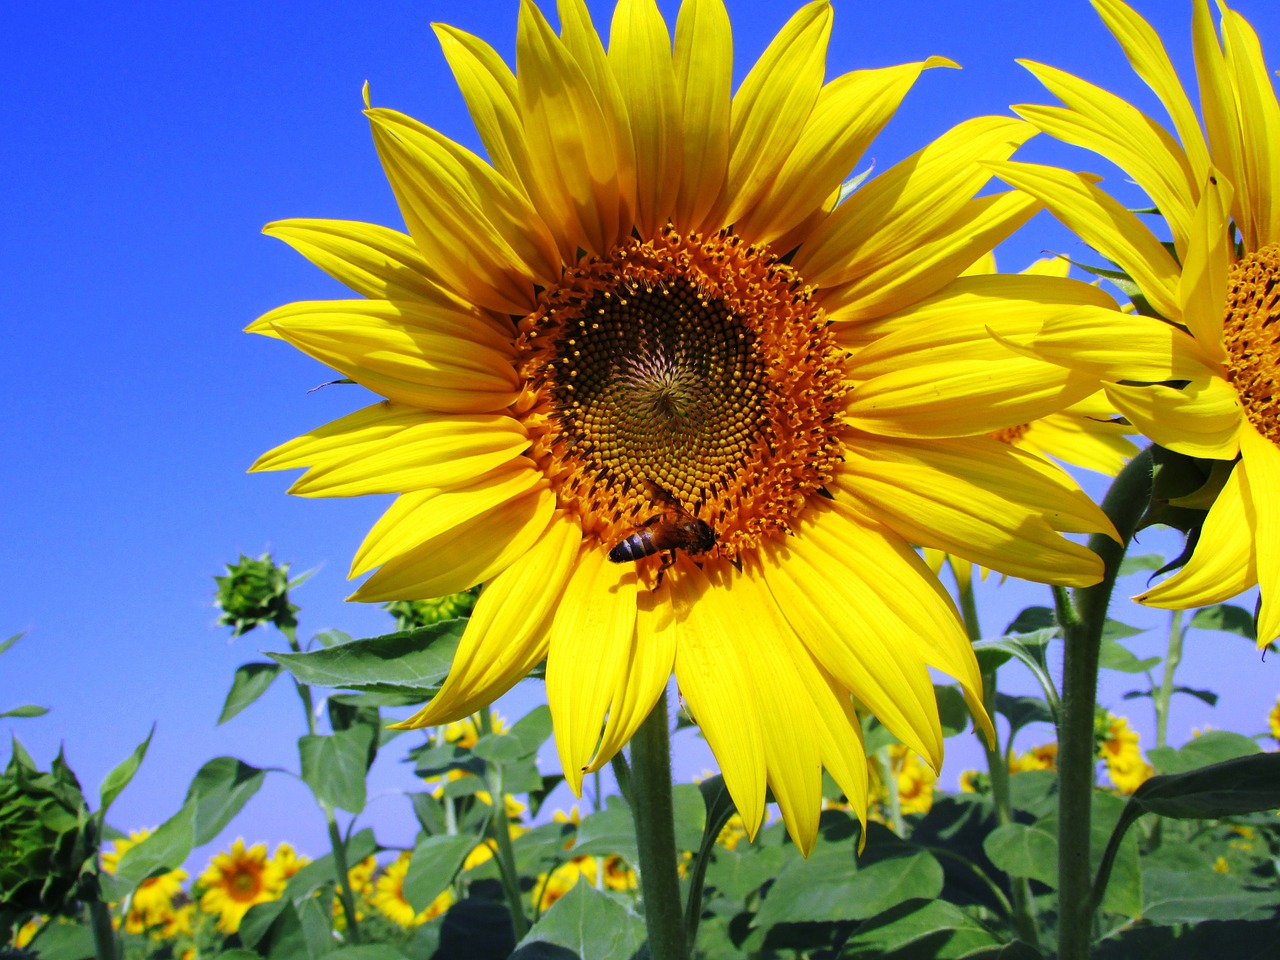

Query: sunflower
left=1096, top=712, right=1152, bottom=795
left=196, top=839, right=286, bottom=934
left=251, top=0, right=1117, bottom=852
left=989, top=0, right=1280, bottom=647
left=1268, top=694, right=1280, bottom=741
left=371, top=853, right=455, bottom=927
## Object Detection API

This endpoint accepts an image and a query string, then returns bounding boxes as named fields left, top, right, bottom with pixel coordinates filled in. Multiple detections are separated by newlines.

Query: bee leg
left=653, top=551, right=677, bottom=590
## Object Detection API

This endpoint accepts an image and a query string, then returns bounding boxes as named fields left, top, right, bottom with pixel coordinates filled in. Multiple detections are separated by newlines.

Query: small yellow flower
left=870, top=745, right=936, bottom=816
left=14, top=918, right=42, bottom=949
left=197, top=839, right=286, bottom=934
left=1213, top=855, right=1230, bottom=874
left=157, top=902, right=195, bottom=940
left=601, top=855, right=637, bottom=892
left=1268, top=695, right=1280, bottom=741
left=1009, top=741, right=1058, bottom=773
left=271, top=842, right=310, bottom=879
left=715, top=813, right=749, bottom=851
left=371, top=852, right=455, bottom=927
left=534, top=858, right=597, bottom=912
left=1097, top=714, right=1153, bottom=795
left=958, top=769, right=987, bottom=794
left=439, top=712, right=507, bottom=750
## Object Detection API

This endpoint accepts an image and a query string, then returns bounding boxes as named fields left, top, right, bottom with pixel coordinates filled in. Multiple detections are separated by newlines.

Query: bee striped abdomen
left=608, top=530, right=659, bottom=563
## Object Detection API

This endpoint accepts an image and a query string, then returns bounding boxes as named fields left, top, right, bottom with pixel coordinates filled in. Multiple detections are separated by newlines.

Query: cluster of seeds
left=1222, top=243, right=1280, bottom=447
left=514, top=226, right=847, bottom=561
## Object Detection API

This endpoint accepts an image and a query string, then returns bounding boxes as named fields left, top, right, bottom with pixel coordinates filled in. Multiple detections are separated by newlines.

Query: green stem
left=874, top=747, right=905, bottom=836
left=88, top=898, right=117, bottom=960
left=959, top=579, right=1039, bottom=948
left=1154, top=609, right=1185, bottom=750
left=325, top=806, right=362, bottom=943
left=629, top=695, right=689, bottom=960
left=480, top=708, right=530, bottom=940
left=1055, top=448, right=1152, bottom=960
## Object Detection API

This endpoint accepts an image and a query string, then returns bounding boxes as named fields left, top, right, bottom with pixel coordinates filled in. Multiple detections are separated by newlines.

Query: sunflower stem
left=480, top=708, right=529, bottom=940
left=1056, top=447, right=1152, bottom=960
left=325, top=805, right=362, bottom=943
left=959, top=577, right=1039, bottom=949
left=629, top=693, right=690, bottom=960
left=1154, top=608, right=1185, bottom=750
left=88, top=897, right=118, bottom=960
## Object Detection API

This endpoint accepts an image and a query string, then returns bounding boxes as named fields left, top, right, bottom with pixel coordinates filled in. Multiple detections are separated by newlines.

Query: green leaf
left=319, top=948, right=414, bottom=960
left=994, top=694, right=1054, bottom=738
left=112, top=803, right=197, bottom=889
left=1098, top=635, right=1161, bottom=673
left=1189, top=603, right=1257, bottom=641
left=217, top=662, right=282, bottom=724
left=1004, top=607, right=1056, bottom=634
left=299, top=726, right=376, bottom=814
left=514, top=883, right=645, bottom=960
left=312, top=628, right=353, bottom=648
left=98, top=725, right=154, bottom=816
left=935, top=685, right=969, bottom=738
left=1129, top=751, right=1280, bottom=819
left=0, top=632, right=26, bottom=656
left=27, top=920, right=95, bottom=960
left=839, top=898, right=1017, bottom=959
left=1148, top=730, right=1260, bottom=775
left=1094, top=919, right=1280, bottom=960
left=185, top=756, right=269, bottom=845
left=1101, top=619, right=1143, bottom=640
left=753, top=844, right=944, bottom=927
left=473, top=705, right=553, bottom=764
left=270, top=622, right=465, bottom=695
left=402, top=834, right=478, bottom=912
left=0, top=705, right=48, bottom=718
left=1142, top=861, right=1279, bottom=925
left=1122, top=685, right=1218, bottom=708
left=1117, top=554, right=1164, bottom=575
left=982, top=823, right=1057, bottom=887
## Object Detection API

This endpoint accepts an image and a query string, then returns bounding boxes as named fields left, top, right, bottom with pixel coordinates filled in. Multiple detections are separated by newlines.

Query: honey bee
left=608, top=480, right=717, bottom=585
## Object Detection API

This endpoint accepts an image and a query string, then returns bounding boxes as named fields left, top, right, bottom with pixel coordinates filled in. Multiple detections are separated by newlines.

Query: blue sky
left=3, top=0, right=1279, bottom=871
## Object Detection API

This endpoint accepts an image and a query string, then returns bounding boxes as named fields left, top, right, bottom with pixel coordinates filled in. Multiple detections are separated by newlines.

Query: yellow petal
left=1238, top=422, right=1280, bottom=646
left=366, top=108, right=558, bottom=313
left=1178, top=169, right=1232, bottom=365
left=590, top=579, right=679, bottom=770
left=610, top=0, right=682, bottom=238
left=516, top=0, right=621, bottom=257
left=737, top=57, right=956, bottom=245
left=433, top=24, right=535, bottom=200
left=709, top=0, right=832, bottom=230
left=351, top=481, right=555, bottom=600
left=251, top=402, right=429, bottom=473
left=1018, top=408, right=1137, bottom=477
left=1137, top=460, right=1256, bottom=609
left=1014, top=59, right=1198, bottom=256
left=1106, top=378, right=1242, bottom=459
left=1030, top=307, right=1221, bottom=384
left=669, top=558, right=766, bottom=837
left=985, top=160, right=1183, bottom=322
left=834, top=272, right=1117, bottom=349
left=761, top=529, right=944, bottom=768
left=253, top=300, right=519, bottom=413
left=350, top=462, right=544, bottom=576
left=1091, top=0, right=1210, bottom=188
left=1220, top=7, right=1280, bottom=247
left=263, top=219, right=471, bottom=312
left=835, top=437, right=1110, bottom=586
left=672, top=0, right=731, bottom=231
left=797, top=116, right=1035, bottom=295
left=394, top=514, right=582, bottom=727
left=546, top=547, right=639, bottom=794
left=1192, top=0, right=1253, bottom=247
left=288, top=415, right=529, bottom=498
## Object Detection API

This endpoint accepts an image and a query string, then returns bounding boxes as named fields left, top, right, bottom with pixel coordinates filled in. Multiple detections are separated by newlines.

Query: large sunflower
left=250, top=0, right=1116, bottom=852
left=989, top=0, right=1280, bottom=648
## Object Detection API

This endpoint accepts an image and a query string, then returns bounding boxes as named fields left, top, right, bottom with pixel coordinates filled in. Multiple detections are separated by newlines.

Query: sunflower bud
left=0, top=747, right=97, bottom=926
left=213, top=553, right=298, bottom=636
left=382, top=588, right=479, bottom=631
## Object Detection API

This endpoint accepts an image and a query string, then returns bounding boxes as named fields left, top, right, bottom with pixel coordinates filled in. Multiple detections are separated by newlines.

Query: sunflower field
left=7, top=0, right=1280, bottom=957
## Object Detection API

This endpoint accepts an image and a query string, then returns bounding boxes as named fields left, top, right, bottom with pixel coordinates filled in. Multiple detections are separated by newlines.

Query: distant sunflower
left=990, top=0, right=1280, bottom=646
left=371, top=853, right=454, bottom=927
left=101, top=830, right=186, bottom=933
left=252, top=0, right=1116, bottom=851
left=197, top=839, right=285, bottom=934
left=1096, top=713, right=1152, bottom=795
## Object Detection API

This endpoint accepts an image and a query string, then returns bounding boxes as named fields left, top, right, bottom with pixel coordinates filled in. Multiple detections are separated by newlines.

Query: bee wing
left=642, top=479, right=687, bottom=521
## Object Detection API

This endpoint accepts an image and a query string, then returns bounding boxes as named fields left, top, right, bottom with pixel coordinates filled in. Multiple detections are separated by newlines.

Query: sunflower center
left=1223, top=242, right=1280, bottom=445
left=230, top=868, right=262, bottom=900
left=515, top=226, right=846, bottom=561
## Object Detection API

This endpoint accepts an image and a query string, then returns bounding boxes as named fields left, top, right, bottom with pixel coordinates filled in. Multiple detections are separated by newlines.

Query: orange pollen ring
left=1223, top=242, right=1280, bottom=446
left=513, top=226, right=847, bottom=561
